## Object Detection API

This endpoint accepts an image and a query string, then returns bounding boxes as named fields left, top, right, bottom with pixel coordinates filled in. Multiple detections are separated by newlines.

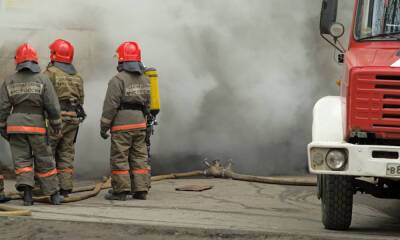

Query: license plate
left=386, top=163, right=400, bottom=176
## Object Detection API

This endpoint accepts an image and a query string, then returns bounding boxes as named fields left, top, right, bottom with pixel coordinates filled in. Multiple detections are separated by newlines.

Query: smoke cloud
left=0, top=0, right=353, bottom=177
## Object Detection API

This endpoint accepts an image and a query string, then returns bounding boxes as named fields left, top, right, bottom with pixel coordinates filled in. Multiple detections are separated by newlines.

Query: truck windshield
left=355, top=0, right=400, bottom=40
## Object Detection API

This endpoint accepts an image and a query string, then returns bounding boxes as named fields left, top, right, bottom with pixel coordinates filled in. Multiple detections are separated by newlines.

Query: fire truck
left=308, top=0, right=400, bottom=230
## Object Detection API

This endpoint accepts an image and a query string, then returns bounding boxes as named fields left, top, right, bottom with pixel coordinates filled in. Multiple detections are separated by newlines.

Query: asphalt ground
left=0, top=178, right=400, bottom=240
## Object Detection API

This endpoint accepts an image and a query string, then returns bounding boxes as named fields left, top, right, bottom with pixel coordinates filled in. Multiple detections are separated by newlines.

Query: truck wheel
left=321, top=175, right=353, bottom=230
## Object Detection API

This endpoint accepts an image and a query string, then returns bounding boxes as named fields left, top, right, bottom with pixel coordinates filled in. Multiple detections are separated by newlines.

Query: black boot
left=0, top=193, right=10, bottom=203
left=104, top=191, right=128, bottom=201
left=108, top=189, right=132, bottom=195
left=133, top=191, right=147, bottom=200
left=60, top=189, right=71, bottom=198
left=23, top=186, right=34, bottom=206
left=50, top=192, right=61, bottom=205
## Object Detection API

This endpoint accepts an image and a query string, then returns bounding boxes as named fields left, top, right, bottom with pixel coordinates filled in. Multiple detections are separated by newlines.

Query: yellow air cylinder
left=144, top=67, right=161, bottom=116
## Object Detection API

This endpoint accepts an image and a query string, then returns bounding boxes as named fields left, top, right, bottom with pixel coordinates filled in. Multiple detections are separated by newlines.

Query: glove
left=100, top=127, right=110, bottom=140
left=0, top=128, right=8, bottom=141
left=52, top=124, right=62, bottom=138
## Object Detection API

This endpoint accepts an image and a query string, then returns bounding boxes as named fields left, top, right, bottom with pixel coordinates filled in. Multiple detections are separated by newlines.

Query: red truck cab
left=346, top=0, right=400, bottom=142
left=308, top=0, right=400, bottom=231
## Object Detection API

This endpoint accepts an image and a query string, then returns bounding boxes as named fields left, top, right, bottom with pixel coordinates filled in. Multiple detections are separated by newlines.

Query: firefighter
left=0, top=43, right=62, bottom=206
left=44, top=39, right=85, bottom=198
left=100, top=41, right=151, bottom=201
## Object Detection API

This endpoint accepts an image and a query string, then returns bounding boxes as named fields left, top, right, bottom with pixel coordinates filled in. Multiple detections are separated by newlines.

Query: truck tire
left=321, top=175, right=353, bottom=230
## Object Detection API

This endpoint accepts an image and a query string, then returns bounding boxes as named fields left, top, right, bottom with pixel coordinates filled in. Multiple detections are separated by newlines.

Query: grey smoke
left=0, top=0, right=353, bottom=177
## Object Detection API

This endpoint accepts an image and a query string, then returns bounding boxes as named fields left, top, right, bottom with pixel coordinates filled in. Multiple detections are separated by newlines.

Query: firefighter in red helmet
left=44, top=39, right=85, bottom=198
left=100, top=41, right=151, bottom=200
left=0, top=43, right=62, bottom=205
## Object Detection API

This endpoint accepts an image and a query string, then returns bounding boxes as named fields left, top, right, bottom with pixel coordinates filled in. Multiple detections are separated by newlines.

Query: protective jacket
left=44, top=63, right=84, bottom=115
left=0, top=71, right=62, bottom=134
left=101, top=71, right=150, bottom=132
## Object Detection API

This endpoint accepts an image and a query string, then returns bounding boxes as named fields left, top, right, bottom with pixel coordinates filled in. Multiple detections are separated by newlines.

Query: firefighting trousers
left=110, top=129, right=150, bottom=193
left=49, top=121, right=79, bottom=191
left=0, top=175, right=4, bottom=194
left=9, top=134, right=59, bottom=196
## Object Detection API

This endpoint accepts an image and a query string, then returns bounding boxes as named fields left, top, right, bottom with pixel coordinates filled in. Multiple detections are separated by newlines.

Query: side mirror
left=320, top=0, right=338, bottom=35
left=330, top=22, right=345, bottom=39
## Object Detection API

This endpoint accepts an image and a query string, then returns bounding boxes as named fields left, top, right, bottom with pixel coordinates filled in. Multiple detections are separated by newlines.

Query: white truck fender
left=312, top=96, right=344, bottom=142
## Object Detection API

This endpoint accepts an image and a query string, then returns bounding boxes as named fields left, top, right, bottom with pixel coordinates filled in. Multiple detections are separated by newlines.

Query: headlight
left=326, top=150, right=347, bottom=170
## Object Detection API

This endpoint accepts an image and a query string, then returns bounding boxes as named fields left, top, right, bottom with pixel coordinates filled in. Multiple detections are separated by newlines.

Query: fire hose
left=0, top=177, right=111, bottom=215
left=202, top=160, right=316, bottom=186
left=1, top=160, right=316, bottom=216
left=53, top=160, right=316, bottom=192
left=0, top=205, right=31, bottom=217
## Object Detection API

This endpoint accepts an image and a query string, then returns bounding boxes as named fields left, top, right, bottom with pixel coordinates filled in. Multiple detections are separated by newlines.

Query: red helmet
left=49, top=39, right=74, bottom=63
left=116, top=41, right=141, bottom=62
left=15, top=43, right=39, bottom=64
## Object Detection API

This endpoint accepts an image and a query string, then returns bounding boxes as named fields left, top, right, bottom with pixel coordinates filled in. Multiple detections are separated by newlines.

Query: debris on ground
left=175, top=185, right=213, bottom=192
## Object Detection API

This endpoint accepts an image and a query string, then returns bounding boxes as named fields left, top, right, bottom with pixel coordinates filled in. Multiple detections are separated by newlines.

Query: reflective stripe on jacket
left=7, top=126, right=46, bottom=134
left=111, top=122, right=147, bottom=132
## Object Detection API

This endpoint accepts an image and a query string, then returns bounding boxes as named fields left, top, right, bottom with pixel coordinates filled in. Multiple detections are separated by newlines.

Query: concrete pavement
left=1, top=178, right=400, bottom=239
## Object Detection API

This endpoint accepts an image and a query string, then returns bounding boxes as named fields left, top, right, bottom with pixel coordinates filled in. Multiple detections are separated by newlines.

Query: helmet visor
left=118, top=61, right=143, bottom=74
left=16, top=61, right=41, bottom=73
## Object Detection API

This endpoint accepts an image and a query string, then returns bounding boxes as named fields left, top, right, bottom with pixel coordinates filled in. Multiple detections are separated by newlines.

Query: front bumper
left=308, top=141, right=400, bottom=178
